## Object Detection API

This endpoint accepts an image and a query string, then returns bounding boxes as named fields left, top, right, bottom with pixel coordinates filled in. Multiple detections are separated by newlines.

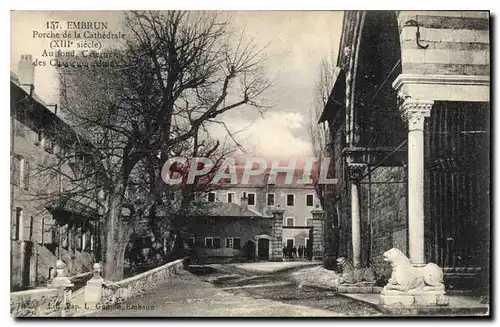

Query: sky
left=10, top=10, right=344, bottom=158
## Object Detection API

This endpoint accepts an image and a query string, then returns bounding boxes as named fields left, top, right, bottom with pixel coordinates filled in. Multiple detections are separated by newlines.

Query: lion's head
left=383, top=248, right=405, bottom=264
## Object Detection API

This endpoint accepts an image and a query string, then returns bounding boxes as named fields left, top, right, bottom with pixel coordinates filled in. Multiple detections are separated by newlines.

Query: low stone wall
left=101, top=259, right=184, bottom=306
left=10, top=288, right=64, bottom=317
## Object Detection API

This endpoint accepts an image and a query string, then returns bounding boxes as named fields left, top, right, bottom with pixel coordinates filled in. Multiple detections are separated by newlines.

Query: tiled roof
left=207, top=202, right=263, bottom=218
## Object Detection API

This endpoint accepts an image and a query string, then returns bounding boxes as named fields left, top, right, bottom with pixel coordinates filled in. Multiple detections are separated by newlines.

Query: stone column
left=270, top=206, right=284, bottom=261
left=348, top=163, right=366, bottom=268
left=400, top=98, right=433, bottom=266
left=311, top=205, right=325, bottom=261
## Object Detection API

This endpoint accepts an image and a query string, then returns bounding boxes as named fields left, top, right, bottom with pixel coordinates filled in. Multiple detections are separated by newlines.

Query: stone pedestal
left=84, top=263, right=104, bottom=306
left=380, top=289, right=448, bottom=307
left=380, top=291, right=415, bottom=306
left=84, top=279, right=103, bottom=305
left=48, top=260, right=74, bottom=317
left=270, top=207, right=284, bottom=261
left=311, top=205, right=325, bottom=261
left=379, top=248, right=449, bottom=309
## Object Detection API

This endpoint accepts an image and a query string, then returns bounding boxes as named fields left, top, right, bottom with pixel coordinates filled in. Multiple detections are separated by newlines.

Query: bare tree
left=54, top=10, right=270, bottom=280
left=308, top=54, right=337, bottom=208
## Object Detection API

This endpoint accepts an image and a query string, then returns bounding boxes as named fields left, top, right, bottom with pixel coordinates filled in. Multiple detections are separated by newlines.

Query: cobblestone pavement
left=87, top=269, right=382, bottom=317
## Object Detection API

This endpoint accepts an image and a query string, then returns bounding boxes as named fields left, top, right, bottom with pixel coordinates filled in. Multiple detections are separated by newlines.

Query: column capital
left=271, top=205, right=285, bottom=216
left=347, top=163, right=367, bottom=182
left=399, top=98, right=434, bottom=131
left=311, top=205, right=325, bottom=219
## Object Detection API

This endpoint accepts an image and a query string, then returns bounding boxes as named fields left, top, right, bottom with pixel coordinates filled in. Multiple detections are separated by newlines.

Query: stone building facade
left=319, top=11, right=490, bottom=292
left=183, top=201, right=273, bottom=263
left=186, top=196, right=323, bottom=263
left=205, top=167, right=322, bottom=251
left=11, top=56, right=100, bottom=291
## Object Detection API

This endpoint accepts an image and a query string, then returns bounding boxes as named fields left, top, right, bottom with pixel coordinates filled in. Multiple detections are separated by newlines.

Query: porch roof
left=318, top=67, right=346, bottom=124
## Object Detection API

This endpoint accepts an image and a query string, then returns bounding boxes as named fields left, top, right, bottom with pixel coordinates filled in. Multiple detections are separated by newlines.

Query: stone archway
left=342, top=11, right=405, bottom=270
left=350, top=11, right=404, bottom=149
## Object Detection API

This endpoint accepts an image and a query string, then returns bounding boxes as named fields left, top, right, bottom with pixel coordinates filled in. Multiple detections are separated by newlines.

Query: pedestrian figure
left=282, top=247, right=287, bottom=259
left=292, top=246, right=297, bottom=260
left=298, top=245, right=304, bottom=258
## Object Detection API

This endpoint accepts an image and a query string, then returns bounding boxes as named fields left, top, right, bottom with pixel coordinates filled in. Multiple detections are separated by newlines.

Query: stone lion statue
left=336, top=257, right=376, bottom=284
left=382, top=248, right=445, bottom=293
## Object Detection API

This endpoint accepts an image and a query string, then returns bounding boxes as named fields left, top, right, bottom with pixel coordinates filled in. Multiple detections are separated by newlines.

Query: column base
left=85, top=277, right=104, bottom=305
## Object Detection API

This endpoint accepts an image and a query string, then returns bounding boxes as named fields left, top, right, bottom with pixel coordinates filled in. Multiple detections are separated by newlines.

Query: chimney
left=240, top=193, right=248, bottom=211
left=17, top=54, right=34, bottom=96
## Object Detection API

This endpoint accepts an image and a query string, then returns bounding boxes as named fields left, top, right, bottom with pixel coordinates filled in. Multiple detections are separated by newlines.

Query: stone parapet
left=99, top=259, right=185, bottom=307
left=10, top=287, right=64, bottom=317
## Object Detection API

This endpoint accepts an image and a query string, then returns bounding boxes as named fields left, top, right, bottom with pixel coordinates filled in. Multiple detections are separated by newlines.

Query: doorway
left=257, top=238, right=269, bottom=260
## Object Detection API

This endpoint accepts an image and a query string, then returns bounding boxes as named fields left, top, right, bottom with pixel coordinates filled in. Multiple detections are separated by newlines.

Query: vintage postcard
left=10, top=10, right=490, bottom=317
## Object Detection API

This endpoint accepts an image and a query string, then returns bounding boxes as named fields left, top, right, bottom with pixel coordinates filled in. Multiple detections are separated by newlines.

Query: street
left=87, top=266, right=382, bottom=317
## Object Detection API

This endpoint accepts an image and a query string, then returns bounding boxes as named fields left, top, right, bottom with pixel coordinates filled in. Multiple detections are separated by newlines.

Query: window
left=28, top=216, right=34, bottom=241
left=82, top=233, right=87, bottom=251
left=265, top=173, right=274, bottom=185
left=227, top=192, right=235, bottom=203
left=267, top=193, right=275, bottom=206
left=11, top=155, right=22, bottom=187
left=44, top=137, right=54, bottom=153
left=59, top=175, right=65, bottom=194
left=213, top=237, right=221, bottom=249
left=12, top=207, right=23, bottom=240
left=306, top=194, right=314, bottom=207
left=247, top=192, right=256, bottom=206
left=205, top=237, right=213, bottom=248
left=225, top=237, right=241, bottom=249
left=286, top=238, right=295, bottom=248
left=51, top=227, right=57, bottom=245
left=15, top=120, right=25, bottom=137
left=286, top=194, right=295, bottom=206
left=208, top=192, right=216, bottom=202
left=286, top=217, right=294, bottom=227
left=23, top=160, right=30, bottom=190
left=36, top=129, right=45, bottom=147
left=53, top=143, right=60, bottom=155
left=233, top=238, right=241, bottom=250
